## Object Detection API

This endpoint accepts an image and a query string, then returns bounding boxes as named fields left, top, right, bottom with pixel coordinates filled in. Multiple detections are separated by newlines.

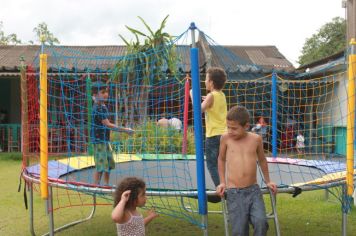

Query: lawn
left=0, top=152, right=355, bottom=235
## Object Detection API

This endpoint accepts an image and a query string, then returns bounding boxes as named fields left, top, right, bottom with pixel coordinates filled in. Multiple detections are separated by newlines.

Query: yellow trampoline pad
left=292, top=168, right=356, bottom=187
left=58, top=154, right=142, bottom=169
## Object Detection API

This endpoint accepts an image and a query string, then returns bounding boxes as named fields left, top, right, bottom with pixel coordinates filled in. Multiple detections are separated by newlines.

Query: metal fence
left=0, top=124, right=21, bottom=152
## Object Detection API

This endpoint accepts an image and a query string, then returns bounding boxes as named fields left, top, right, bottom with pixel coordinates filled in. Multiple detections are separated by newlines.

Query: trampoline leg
left=201, top=214, right=208, bottom=236
left=342, top=211, right=347, bottom=236
left=29, top=182, right=36, bottom=236
left=40, top=194, right=97, bottom=236
left=267, top=189, right=280, bottom=236
left=342, top=184, right=347, bottom=236
left=47, top=187, right=54, bottom=236
left=221, top=197, right=229, bottom=236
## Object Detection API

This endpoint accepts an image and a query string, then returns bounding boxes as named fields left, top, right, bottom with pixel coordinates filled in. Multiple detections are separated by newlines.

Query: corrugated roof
left=196, top=33, right=294, bottom=73
left=0, top=45, right=127, bottom=72
left=0, top=42, right=294, bottom=74
left=210, top=45, right=294, bottom=72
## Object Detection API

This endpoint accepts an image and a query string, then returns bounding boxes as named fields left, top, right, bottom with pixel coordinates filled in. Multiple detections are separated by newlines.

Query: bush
left=111, top=120, right=195, bottom=154
left=0, top=152, right=22, bottom=161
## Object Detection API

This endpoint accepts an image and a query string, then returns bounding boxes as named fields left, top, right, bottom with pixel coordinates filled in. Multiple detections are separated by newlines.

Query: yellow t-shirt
left=205, top=90, right=227, bottom=137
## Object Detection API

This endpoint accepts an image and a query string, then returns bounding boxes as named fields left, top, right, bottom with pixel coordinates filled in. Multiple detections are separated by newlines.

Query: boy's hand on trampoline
left=121, top=190, right=131, bottom=202
left=216, top=183, right=226, bottom=197
left=267, top=182, right=277, bottom=195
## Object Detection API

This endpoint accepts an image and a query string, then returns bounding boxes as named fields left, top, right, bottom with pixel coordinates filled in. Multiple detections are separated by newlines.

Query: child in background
left=296, top=132, right=305, bottom=154
left=112, top=177, right=158, bottom=236
left=157, top=116, right=182, bottom=131
left=190, top=67, right=227, bottom=187
left=251, top=116, right=267, bottom=137
left=252, top=116, right=268, bottom=151
left=91, top=83, right=134, bottom=185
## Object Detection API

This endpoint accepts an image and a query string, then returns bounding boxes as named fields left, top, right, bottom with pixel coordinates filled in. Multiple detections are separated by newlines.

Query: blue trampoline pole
left=271, top=71, right=278, bottom=157
left=190, top=22, right=208, bottom=234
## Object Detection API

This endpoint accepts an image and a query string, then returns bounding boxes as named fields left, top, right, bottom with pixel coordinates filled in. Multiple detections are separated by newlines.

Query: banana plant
left=111, top=15, right=179, bottom=126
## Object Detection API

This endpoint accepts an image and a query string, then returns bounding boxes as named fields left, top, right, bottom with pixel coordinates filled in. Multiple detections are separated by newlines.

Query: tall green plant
left=111, top=120, right=195, bottom=154
left=114, top=15, right=178, bottom=84
left=110, top=15, right=180, bottom=125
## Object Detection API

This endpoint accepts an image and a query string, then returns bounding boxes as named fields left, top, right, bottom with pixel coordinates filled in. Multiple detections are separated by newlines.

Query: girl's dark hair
left=206, top=67, right=227, bottom=90
left=113, top=177, right=146, bottom=209
left=226, top=105, right=250, bottom=126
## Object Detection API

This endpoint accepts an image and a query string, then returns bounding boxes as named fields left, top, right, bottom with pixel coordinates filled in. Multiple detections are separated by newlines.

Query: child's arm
left=201, top=93, right=214, bottom=112
left=102, top=119, right=134, bottom=134
left=256, top=136, right=277, bottom=194
left=216, top=134, right=228, bottom=197
left=189, top=90, right=214, bottom=112
left=111, top=190, right=131, bottom=223
left=144, top=209, right=159, bottom=225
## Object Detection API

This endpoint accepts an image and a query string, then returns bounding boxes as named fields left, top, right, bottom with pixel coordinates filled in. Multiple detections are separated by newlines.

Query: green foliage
left=111, top=120, right=195, bottom=154
left=31, top=22, right=60, bottom=45
left=0, top=21, right=22, bottom=45
left=0, top=21, right=60, bottom=46
left=0, top=152, right=22, bottom=160
left=113, top=15, right=179, bottom=84
left=298, top=17, right=346, bottom=66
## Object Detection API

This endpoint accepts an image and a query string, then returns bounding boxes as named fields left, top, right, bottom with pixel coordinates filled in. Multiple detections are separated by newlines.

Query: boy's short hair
left=206, top=67, right=227, bottom=90
left=227, top=105, right=250, bottom=126
left=92, top=82, right=108, bottom=95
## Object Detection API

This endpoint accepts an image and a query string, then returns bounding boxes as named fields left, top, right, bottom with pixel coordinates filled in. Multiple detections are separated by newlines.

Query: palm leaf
left=119, top=34, right=130, bottom=46
left=126, top=26, right=147, bottom=37
left=159, top=15, right=169, bottom=32
left=138, top=16, right=154, bottom=37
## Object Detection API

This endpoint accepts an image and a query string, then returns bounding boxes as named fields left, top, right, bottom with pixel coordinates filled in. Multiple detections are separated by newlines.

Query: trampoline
left=20, top=25, right=356, bottom=236
left=22, top=153, right=356, bottom=236
left=23, top=154, right=352, bottom=195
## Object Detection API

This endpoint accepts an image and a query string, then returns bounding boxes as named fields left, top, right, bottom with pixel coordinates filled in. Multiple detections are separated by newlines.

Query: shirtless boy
left=216, top=105, right=277, bottom=236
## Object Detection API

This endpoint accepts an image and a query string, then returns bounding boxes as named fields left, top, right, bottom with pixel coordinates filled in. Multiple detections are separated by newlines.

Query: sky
left=0, top=0, right=346, bottom=67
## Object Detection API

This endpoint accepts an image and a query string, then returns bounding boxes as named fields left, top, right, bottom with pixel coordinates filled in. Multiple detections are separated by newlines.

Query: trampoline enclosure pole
left=190, top=22, right=208, bottom=219
left=271, top=72, right=278, bottom=157
left=40, top=49, right=48, bottom=200
left=182, top=76, right=190, bottom=155
left=346, top=38, right=356, bottom=197
left=86, top=74, right=93, bottom=155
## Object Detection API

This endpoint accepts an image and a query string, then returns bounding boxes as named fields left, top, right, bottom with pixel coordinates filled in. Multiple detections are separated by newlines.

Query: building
left=0, top=35, right=294, bottom=152
left=297, top=51, right=347, bottom=156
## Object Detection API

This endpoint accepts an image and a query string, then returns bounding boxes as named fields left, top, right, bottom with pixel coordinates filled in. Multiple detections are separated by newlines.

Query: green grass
left=0, top=152, right=355, bottom=235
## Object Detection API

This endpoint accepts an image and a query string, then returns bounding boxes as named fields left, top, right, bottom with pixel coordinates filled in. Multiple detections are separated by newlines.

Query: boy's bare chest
left=228, top=135, right=257, bottom=147
left=226, top=138, right=258, bottom=159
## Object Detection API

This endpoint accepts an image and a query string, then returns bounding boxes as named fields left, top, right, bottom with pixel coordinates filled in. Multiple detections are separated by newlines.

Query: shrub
left=111, top=120, right=195, bottom=154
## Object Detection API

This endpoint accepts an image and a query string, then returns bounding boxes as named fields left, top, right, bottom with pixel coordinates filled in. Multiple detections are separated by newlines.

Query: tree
left=0, top=21, right=22, bottom=45
left=298, top=17, right=346, bottom=66
left=30, top=22, right=60, bottom=45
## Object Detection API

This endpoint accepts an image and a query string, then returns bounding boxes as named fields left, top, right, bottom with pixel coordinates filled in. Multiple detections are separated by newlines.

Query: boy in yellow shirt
left=192, top=67, right=227, bottom=187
